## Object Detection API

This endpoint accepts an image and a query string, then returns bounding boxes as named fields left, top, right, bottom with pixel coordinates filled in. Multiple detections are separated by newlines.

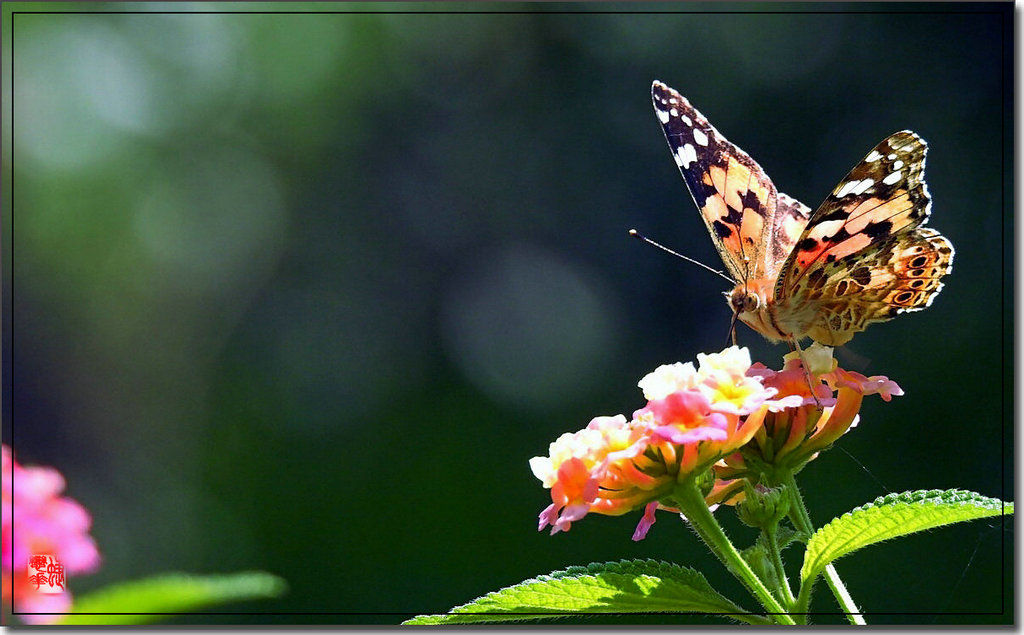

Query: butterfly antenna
left=629, top=229, right=735, bottom=285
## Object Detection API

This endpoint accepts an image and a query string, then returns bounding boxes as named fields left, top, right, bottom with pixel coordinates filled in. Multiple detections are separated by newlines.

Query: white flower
left=783, top=342, right=836, bottom=376
left=696, top=345, right=752, bottom=378
left=638, top=362, right=699, bottom=400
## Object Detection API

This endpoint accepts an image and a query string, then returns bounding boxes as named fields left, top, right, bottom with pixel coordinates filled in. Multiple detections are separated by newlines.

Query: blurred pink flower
left=2, top=444, right=100, bottom=624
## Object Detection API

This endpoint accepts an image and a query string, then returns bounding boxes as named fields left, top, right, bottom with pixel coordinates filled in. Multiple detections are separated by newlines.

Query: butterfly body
left=652, top=80, right=954, bottom=347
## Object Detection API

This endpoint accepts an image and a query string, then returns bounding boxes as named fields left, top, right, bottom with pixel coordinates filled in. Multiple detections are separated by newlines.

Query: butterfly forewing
left=652, top=81, right=782, bottom=282
left=768, top=192, right=813, bottom=282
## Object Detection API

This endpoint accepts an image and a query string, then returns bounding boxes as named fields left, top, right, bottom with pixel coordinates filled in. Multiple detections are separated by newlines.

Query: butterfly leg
left=791, top=339, right=822, bottom=409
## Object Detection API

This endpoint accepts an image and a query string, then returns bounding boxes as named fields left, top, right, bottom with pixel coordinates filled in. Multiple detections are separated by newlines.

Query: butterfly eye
left=743, top=294, right=760, bottom=313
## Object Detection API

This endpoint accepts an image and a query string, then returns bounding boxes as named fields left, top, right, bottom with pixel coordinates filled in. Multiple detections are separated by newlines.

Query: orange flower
left=532, top=346, right=785, bottom=540
left=532, top=344, right=904, bottom=535
left=531, top=415, right=652, bottom=534
left=720, top=343, right=903, bottom=492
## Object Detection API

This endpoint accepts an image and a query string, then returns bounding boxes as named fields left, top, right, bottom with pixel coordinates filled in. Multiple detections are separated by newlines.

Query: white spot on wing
left=693, top=128, right=709, bottom=146
left=851, top=178, right=874, bottom=195
left=675, top=143, right=698, bottom=168
left=681, top=115, right=692, bottom=126
left=670, top=108, right=678, bottom=117
left=814, top=220, right=844, bottom=236
left=865, top=150, right=883, bottom=162
left=882, top=171, right=902, bottom=185
left=835, top=180, right=859, bottom=198
left=892, top=160, right=904, bottom=169
left=657, top=109, right=670, bottom=124
left=887, top=153, right=897, bottom=159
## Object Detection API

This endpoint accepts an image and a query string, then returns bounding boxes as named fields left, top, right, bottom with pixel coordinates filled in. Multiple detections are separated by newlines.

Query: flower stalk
left=764, top=523, right=796, bottom=610
left=782, top=470, right=865, bottom=625
left=672, top=478, right=796, bottom=625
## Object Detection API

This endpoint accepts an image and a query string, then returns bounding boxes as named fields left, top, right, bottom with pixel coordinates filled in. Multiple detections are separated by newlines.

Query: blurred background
left=2, top=2, right=1011, bottom=625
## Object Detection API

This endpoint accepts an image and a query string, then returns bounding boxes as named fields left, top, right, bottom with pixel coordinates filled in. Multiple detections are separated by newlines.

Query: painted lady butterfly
left=652, top=80, right=954, bottom=347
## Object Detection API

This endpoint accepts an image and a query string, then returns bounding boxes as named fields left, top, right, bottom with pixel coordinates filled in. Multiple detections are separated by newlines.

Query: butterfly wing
left=652, top=81, right=798, bottom=282
left=769, top=192, right=814, bottom=281
left=774, top=131, right=954, bottom=345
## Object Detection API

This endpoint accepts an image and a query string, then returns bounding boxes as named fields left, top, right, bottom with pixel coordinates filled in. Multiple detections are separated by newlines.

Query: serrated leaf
left=56, top=571, right=287, bottom=625
left=774, top=524, right=806, bottom=549
left=404, top=559, right=755, bottom=625
left=740, top=542, right=775, bottom=585
left=801, top=489, right=1013, bottom=584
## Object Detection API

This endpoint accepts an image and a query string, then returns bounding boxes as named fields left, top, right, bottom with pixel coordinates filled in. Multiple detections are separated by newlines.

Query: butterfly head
left=724, top=279, right=791, bottom=343
left=727, top=286, right=761, bottom=315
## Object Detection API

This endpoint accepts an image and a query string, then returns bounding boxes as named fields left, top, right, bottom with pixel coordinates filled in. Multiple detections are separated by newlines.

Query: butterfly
left=651, top=80, right=954, bottom=347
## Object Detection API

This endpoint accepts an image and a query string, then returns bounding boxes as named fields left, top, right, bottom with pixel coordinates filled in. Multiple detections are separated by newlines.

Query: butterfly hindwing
left=789, top=227, right=954, bottom=345
left=652, top=81, right=781, bottom=281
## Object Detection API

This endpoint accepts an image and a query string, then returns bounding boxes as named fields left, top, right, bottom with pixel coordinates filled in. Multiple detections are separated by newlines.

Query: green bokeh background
left=3, top=2, right=1012, bottom=625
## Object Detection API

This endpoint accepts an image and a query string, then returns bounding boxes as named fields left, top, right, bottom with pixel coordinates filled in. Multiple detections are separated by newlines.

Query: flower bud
left=737, top=483, right=790, bottom=529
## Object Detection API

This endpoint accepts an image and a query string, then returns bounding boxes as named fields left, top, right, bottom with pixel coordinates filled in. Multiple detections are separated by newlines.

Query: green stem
left=764, top=525, right=797, bottom=610
left=674, top=480, right=796, bottom=625
left=781, top=471, right=866, bottom=626
left=822, top=564, right=865, bottom=625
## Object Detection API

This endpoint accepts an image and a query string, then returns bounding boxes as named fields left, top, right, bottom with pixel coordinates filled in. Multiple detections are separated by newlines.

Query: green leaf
left=56, top=571, right=287, bottom=625
left=801, top=489, right=1013, bottom=584
left=773, top=523, right=806, bottom=549
left=740, top=542, right=775, bottom=585
left=403, top=559, right=759, bottom=625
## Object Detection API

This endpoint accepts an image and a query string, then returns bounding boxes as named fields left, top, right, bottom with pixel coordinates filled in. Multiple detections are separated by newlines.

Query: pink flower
left=734, top=343, right=904, bottom=483
left=634, top=389, right=729, bottom=445
left=826, top=367, right=904, bottom=402
left=632, top=502, right=660, bottom=541
left=2, top=445, right=100, bottom=624
left=532, top=346, right=779, bottom=540
left=531, top=344, right=904, bottom=536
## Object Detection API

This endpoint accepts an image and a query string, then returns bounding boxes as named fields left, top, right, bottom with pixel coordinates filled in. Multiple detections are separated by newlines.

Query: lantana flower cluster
left=530, top=344, right=901, bottom=540
left=2, top=444, right=100, bottom=624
